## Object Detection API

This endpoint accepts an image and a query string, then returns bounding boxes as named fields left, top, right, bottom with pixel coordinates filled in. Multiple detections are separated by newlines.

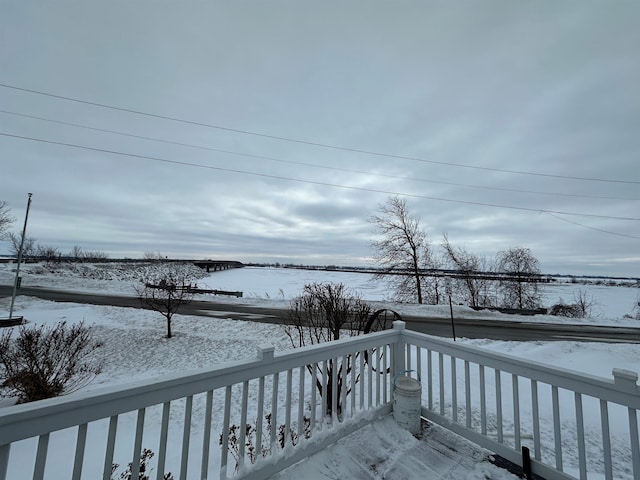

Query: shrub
left=221, top=414, right=311, bottom=473
left=0, top=321, right=103, bottom=403
left=285, top=282, right=373, bottom=416
left=549, top=290, right=597, bottom=319
left=112, top=448, right=174, bottom=480
left=549, top=303, right=584, bottom=318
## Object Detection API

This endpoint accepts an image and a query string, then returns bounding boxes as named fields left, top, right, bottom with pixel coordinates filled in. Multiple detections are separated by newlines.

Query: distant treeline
left=244, top=262, right=640, bottom=286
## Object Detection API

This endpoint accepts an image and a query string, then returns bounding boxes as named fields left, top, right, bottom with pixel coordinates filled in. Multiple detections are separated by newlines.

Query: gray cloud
left=1, top=2, right=638, bottom=276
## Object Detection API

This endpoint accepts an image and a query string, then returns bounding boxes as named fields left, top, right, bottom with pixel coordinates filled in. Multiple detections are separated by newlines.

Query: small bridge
left=192, top=260, right=244, bottom=273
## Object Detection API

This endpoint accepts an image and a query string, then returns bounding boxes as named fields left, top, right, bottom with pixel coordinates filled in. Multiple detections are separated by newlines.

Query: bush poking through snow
left=111, top=448, right=174, bottom=480
left=549, top=290, right=597, bottom=319
left=0, top=321, right=103, bottom=403
left=221, top=414, right=311, bottom=472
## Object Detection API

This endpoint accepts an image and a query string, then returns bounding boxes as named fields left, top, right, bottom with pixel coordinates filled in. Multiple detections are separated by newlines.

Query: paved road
left=2, top=285, right=640, bottom=343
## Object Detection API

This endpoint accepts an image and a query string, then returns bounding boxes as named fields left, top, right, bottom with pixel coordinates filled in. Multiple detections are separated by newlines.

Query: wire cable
left=543, top=212, right=640, bottom=239
left=1, top=109, right=636, bottom=202
left=2, top=82, right=638, bottom=185
left=2, top=131, right=639, bottom=223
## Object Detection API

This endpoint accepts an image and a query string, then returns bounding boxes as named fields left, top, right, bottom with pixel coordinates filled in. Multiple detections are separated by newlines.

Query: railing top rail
left=0, top=328, right=400, bottom=444
left=2, top=324, right=637, bottom=448
left=402, top=330, right=640, bottom=407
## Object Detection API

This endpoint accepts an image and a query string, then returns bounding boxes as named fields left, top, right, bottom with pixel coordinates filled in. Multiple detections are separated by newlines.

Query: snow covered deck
left=0, top=321, right=638, bottom=480
left=274, top=415, right=520, bottom=480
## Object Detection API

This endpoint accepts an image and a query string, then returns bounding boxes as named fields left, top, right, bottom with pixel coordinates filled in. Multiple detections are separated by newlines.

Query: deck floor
left=272, top=416, right=521, bottom=480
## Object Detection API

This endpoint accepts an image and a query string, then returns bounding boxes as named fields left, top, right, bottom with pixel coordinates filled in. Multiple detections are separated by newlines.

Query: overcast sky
left=1, top=2, right=638, bottom=276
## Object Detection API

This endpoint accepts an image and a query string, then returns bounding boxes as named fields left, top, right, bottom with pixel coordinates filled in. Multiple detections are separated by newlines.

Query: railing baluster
left=552, top=385, right=563, bottom=471
left=451, top=357, right=458, bottom=423
left=71, top=423, right=87, bottom=480
left=311, top=364, right=317, bottom=433
left=629, top=407, right=640, bottom=480
left=406, top=343, right=412, bottom=373
left=131, top=408, right=145, bottom=480
left=465, top=361, right=471, bottom=429
left=285, top=369, right=293, bottom=436
left=157, top=402, right=170, bottom=480
left=439, top=353, right=444, bottom=416
left=350, top=355, right=356, bottom=416
left=376, top=348, right=381, bottom=406
left=201, top=391, right=214, bottom=480
left=271, top=372, right=280, bottom=448
left=255, top=378, right=265, bottom=453
left=480, top=365, right=486, bottom=435
left=340, top=356, right=347, bottom=419
left=33, top=433, right=49, bottom=480
left=331, top=358, right=338, bottom=424
left=496, top=370, right=503, bottom=444
left=220, top=385, right=232, bottom=480
left=367, top=350, right=373, bottom=410
left=103, top=415, right=118, bottom=480
left=382, top=346, right=388, bottom=404
left=427, top=349, right=433, bottom=411
left=0, top=444, right=9, bottom=480
left=298, top=366, right=305, bottom=437
left=416, top=346, right=422, bottom=393
left=574, top=392, right=586, bottom=480
left=321, top=361, right=327, bottom=426
left=531, top=380, right=540, bottom=461
left=512, top=374, right=520, bottom=451
left=358, top=351, right=365, bottom=411
left=180, top=396, right=193, bottom=480
left=600, top=399, right=612, bottom=480
left=238, top=382, right=249, bottom=470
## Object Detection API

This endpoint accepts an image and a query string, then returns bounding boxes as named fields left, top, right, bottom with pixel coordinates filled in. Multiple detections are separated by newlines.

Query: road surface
left=2, top=285, right=639, bottom=343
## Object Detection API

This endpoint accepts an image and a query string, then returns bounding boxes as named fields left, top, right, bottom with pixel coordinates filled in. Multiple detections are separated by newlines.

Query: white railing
left=0, top=328, right=399, bottom=480
left=0, top=322, right=638, bottom=480
left=402, top=328, right=640, bottom=480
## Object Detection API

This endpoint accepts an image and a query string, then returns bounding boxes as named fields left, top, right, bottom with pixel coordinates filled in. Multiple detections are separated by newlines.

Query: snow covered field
left=0, top=262, right=639, bottom=479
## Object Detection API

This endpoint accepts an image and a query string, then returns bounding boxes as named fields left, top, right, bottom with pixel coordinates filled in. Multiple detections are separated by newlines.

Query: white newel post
left=258, top=345, right=275, bottom=361
left=391, top=321, right=423, bottom=435
left=392, top=321, right=406, bottom=376
left=612, top=368, right=639, bottom=391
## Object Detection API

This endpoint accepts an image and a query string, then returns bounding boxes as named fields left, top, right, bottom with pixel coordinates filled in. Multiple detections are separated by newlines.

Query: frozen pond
left=202, top=267, right=639, bottom=319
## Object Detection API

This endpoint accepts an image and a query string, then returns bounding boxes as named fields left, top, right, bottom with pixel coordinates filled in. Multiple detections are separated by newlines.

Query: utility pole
left=8, top=193, right=33, bottom=321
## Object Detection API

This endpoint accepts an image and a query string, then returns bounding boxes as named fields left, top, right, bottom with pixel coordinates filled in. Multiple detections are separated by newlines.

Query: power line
left=2, top=82, right=638, bottom=185
left=544, top=212, right=640, bottom=240
left=2, top=131, right=639, bottom=224
left=2, top=109, right=635, bottom=202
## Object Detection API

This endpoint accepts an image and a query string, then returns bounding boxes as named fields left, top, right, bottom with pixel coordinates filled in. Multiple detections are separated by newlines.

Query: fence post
left=392, top=321, right=407, bottom=379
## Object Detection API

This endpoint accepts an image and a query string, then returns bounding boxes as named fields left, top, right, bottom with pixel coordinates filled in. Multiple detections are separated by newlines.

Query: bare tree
left=369, top=196, right=434, bottom=304
left=284, top=282, right=373, bottom=416
left=0, top=201, right=14, bottom=238
left=496, top=246, right=542, bottom=309
left=0, top=321, right=103, bottom=403
left=6, top=231, right=37, bottom=258
left=82, top=250, right=109, bottom=261
left=422, top=250, right=446, bottom=305
left=442, top=234, right=493, bottom=308
left=144, top=251, right=165, bottom=261
left=70, top=245, right=84, bottom=261
left=36, top=244, right=60, bottom=262
left=135, top=265, right=197, bottom=338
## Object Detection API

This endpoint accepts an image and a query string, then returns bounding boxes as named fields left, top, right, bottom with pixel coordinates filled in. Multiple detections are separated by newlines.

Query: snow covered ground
left=0, top=262, right=639, bottom=479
